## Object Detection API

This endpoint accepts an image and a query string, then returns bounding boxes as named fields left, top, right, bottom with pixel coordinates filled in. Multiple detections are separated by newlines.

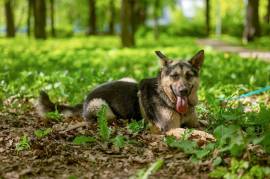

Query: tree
left=49, top=0, right=56, bottom=37
left=4, top=0, right=16, bottom=37
left=121, top=0, right=135, bottom=47
left=108, top=0, right=115, bottom=34
left=33, top=0, right=47, bottom=39
left=27, top=0, right=33, bottom=37
left=153, top=0, right=160, bottom=39
left=265, top=0, right=270, bottom=24
left=205, top=0, right=210, bottom=35
left=243, top=0, right=260, bottom=42
left=87, top=0, right=96, bottom=35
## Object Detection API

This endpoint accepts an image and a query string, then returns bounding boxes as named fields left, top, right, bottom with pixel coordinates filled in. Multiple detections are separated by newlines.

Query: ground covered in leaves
left=1, top=99, right=213, bottom=178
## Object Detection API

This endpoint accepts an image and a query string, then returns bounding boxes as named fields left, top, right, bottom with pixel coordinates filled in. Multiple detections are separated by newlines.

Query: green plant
left=112, top=135, right=126, bottom=148
left=97, top=105, right=111, bottom=141
left=135, top=159, right=164, bottom=179
left=34, top=128, right=52, bottom=138
left=46, top=109, right=62, bottom=122
left=16, top=134, right=30, bottom=151
left=209, top=158, right=270, bottom=179
left=127, top=120, right=145, bottom=134
left=72, top=135, right=95, bottom=145
left=165, top=136, right=214, bottom=161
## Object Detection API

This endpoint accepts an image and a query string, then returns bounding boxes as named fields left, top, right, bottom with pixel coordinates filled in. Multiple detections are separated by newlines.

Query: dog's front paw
left=166, top=128, right=216, bottom=146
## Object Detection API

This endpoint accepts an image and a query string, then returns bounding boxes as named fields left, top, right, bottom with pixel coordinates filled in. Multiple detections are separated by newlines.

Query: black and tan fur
left=138, top=50, right=204, bottom=133
left=37, top=50, right=204, bottom=134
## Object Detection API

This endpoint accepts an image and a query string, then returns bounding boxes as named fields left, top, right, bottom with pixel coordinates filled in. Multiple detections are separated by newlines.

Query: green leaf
left=209, top=167, right=228, bottom=178
left=73, top=135, right=95, bottom=145
left=97, top=105, right=111, bottom=141
left=128, top=120, right=145, bottom=134
left=212, top=157, right=222, bottom=167
left=137, top=159, right=164, bottom=179
left=34, top=128, right=52, bottom=138
left=194, top=149, right=210, bottom=159
left=112, top=135, right=126, bottom=148
left=16, top=134, right=30, bottom=151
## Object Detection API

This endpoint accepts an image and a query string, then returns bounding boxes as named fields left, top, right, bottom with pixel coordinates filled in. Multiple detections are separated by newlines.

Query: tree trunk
left=121, top=0, right=135, bottom=47
left=49, top=0, right=56, bottom=37
left=137, top=1, right=147, bottom=27
left=154, top=0, right=160, bottom=39
left=243, top=0, right=260, bottom=42
left=265, top=0, right=270, bottom=24
left=205, top=0, right=210, bottom=36
left=4, top=0, right=16, bottom=37
left=27, top=0, right=33, bottom=37
left=33, top=0, right=47, bottom=39
left=108, top=0, right=115, bottom=34
left=87, top=0, right=96, bottom=35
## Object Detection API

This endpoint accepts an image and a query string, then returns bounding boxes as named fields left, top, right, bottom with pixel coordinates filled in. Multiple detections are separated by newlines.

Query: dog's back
left=37, top=79, right=141, bottom=122
left=83, top=80, right=141, bottom=121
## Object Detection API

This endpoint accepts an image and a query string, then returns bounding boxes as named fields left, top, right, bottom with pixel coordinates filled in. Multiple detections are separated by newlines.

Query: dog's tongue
left=176, top=96, right=188, bottom=114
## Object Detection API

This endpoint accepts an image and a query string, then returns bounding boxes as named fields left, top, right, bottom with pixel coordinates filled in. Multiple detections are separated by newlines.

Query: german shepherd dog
left=37, top=50, right=204, bottom=134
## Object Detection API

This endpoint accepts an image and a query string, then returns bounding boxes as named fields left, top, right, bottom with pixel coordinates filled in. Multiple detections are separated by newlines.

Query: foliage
left=97, top=105, right=111, bottom=141
left=210, top=158, right=270, bottom=179
left=72, top=135, right=96, bottom=145
left=16, top=134, right=30, bottom=151
left=34, top=128, right=52, bottom=138
left=135, top=159, right=164, bottom=179
left=127, top=120, right=145, bottom=134
left=46, top=109, right=62, bottom=122
left=165, top=136, right=214, bottom=161
left=112, top=135, right=126, bottom=148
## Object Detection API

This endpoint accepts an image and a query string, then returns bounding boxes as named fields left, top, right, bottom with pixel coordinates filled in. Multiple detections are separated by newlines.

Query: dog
left=138, top=50, right=204, bottom=133
left=37, top=50, right=204, bottom=135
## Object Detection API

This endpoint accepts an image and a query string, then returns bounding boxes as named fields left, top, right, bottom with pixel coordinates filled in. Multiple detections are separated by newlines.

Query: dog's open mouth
left=176, top=96, right=188, bottom=114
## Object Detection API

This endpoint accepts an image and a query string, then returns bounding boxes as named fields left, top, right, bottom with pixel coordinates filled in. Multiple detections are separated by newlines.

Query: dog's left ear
left=155, top=51, right=171, bottom=67
left=189, top=50, right=204, bottom=70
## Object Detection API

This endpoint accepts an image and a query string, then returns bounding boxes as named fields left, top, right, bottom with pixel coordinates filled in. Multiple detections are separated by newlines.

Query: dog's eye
left=186, top=72, right=193, bottom=80
left=170, top=73, right=179, bottom=79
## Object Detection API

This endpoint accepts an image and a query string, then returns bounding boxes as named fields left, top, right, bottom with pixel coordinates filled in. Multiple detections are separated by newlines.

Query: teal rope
left=223, top=85, right=270, bottom=101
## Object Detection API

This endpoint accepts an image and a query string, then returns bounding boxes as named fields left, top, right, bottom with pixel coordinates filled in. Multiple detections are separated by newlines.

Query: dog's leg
left=83, top=98, right=116, bottom=122
left=182, top=109, right=199, bottom=128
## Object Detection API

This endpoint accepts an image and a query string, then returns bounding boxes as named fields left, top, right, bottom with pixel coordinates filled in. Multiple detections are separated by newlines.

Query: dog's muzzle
left=171, top=86, right=190, bottom=114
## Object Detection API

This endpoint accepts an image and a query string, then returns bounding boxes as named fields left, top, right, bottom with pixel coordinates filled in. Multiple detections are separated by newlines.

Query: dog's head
left=155, top=50, right=204, bottom=114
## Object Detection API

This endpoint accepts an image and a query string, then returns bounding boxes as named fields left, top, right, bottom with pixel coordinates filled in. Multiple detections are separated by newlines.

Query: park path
left=197, top=39, right=270, bottom=62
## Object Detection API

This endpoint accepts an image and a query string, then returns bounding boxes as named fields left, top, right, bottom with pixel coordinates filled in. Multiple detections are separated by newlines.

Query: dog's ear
left=189, top=50, right=204, bottom=70
left=155, top=51, right=171, bottom=67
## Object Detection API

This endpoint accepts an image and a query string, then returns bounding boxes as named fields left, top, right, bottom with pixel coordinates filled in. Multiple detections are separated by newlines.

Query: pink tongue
left=176, top=96, right=188, bottom=114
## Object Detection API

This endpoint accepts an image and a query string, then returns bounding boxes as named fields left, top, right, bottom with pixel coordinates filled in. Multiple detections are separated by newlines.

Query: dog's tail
left=36, top=91, right=83, bottom=118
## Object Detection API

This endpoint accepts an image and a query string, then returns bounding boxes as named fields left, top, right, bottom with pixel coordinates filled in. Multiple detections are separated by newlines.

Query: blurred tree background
left=0, top=0, right=269, bottom=45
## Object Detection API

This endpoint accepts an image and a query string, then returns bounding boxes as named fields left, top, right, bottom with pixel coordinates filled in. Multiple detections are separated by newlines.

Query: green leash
left=223, top=85, right=270, bottom=101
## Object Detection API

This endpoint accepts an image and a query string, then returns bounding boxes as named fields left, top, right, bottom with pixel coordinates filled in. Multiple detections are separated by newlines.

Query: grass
left=1, top=35, right=270, bottom=177
left=219, top=34, right=270, bottom=51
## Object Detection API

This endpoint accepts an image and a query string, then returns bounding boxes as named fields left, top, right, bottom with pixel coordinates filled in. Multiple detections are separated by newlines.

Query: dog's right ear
left=155, top=51, right=171, bottom=67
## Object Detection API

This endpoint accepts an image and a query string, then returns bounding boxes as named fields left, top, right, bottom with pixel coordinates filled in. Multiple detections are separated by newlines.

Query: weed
left=46, top=108, right=62, bottom=122
left=135, top=159, right=164, bottom=179
left=165, top=136, right=214, bottom=161
left=112, top=135, right=126, bottom=148
left=16, top=134, right=30, bottom=151
left=34, top=128, right=52, bottom=138
left=127, top=120, right=145, bottom=134
left=73, top=135, right=95, bottom=145
left=97, top=105, right=111, bottom=141
left=210, top=158, right=270, bottom=179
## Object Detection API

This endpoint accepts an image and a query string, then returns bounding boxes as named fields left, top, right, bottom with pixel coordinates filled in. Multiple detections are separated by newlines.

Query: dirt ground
left=0, top=97, right=216, bottom=179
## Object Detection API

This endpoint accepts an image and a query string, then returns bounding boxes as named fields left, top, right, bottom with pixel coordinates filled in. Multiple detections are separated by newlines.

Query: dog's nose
left=179, top=88, right=188, bottom=96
